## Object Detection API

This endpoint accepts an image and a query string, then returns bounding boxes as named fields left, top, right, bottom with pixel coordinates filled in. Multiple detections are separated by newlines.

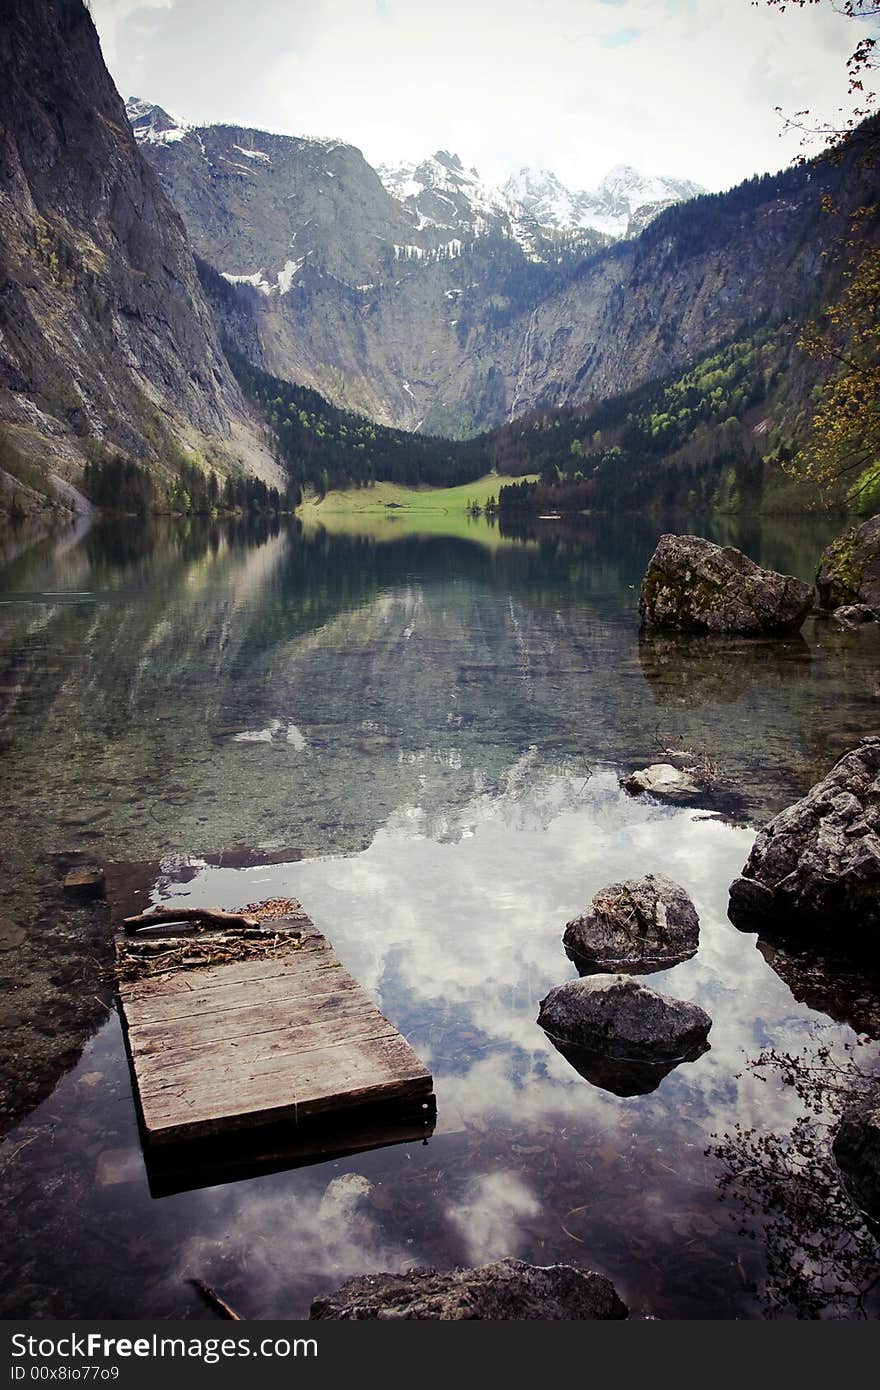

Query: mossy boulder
left=816, top=515, right=880, bottom=614
left=639, top=534, right=813, bottom=635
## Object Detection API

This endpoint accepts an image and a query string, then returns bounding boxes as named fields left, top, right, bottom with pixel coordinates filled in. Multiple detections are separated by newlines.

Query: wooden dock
left=115, top=905, right=434, bottom=1148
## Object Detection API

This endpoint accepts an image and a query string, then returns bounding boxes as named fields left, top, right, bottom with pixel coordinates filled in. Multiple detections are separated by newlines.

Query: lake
left=0, top=508, right=878, bottom=1319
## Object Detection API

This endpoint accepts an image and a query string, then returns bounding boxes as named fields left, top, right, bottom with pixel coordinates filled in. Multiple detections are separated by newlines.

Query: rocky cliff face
left=133, top=94, right=871, bottom=436
left=0, top=0, right=275, bottom=515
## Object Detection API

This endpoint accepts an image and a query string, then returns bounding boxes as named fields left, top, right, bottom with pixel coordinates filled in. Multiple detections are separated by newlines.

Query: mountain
left=126, top=103, right=723, bottom=433
left=0, top=2, right=276, bottom=522
left=132, top=93, right=871, bottom=440
left=504, top=163, right=706, bottom=239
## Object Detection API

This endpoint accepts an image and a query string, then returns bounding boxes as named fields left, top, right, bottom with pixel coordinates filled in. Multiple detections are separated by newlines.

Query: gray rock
left=563, top=873, right=699, bottom=973
left=728, top=737, right=880, bottom=946
left=621, top=763, right=700, bottom=799
left=537, top=974, right=712, bottom=1063
left=639, top=534, right=813, bottom=635
left=310, top=1258, right=627, bottom=1320
left=817, top=516, right=880, bottom=612
left=832, top=1085, right=880, bottom=1223
left=833, top=603, right=878, bottom=630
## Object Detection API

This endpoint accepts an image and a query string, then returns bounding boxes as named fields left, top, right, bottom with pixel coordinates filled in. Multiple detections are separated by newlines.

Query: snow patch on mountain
left=125, top=97, right=189, bottom=145
left=378, top=148, right=703, bottom=242
left=504, top=162, right=706, bottom=238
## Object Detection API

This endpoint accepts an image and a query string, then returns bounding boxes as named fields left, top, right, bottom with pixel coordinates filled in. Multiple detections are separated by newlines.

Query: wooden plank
left=115, top=906, right=433, bottom=1147
left=128, top=994, right=387, bottom=1061
left=125, top=985, right=379, bottom=1048
left=140, top=1034, right=433, bottom=1142
left=122, top=966, right=361, bottom=1029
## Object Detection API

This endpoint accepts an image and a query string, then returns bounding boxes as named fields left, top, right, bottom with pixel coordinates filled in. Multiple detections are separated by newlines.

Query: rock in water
left=728, top=737, right=880, bottom=947
left=310, top=1258, right=627, bottom=1320
left=832, top=1085, right=880, bottom=1224
left=817, top=516, right=880, bottom=613
left=563, top=873, right=699, bottom=973
left=639, top=534, right=813, bottom=635
left=833, top=604, right=878, bottom=630
left=537, top=974, right=711, bottom=1062
left=621, top=764, right=701, bottom=800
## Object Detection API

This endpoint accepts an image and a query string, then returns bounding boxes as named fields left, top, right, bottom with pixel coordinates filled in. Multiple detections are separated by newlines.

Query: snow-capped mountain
left=378, top=149, right=705, bottom=242
left=504, top=163, right=706, bottom=238
left=377, top=150, right=513, bottom=237
left=126, top=96, right=189, bottom=145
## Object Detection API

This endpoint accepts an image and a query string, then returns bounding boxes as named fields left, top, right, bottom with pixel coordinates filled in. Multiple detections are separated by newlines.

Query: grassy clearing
left=297, top=474, right=536, bottom=518
left=297, top=474, right=539, bottom=548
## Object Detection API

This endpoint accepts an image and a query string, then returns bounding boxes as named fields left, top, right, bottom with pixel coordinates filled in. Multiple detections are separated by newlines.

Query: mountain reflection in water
left=0, top=509, right=878, bottom=1319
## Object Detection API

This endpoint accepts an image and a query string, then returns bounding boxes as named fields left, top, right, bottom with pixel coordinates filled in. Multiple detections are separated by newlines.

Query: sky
left=88, top=0, right=876, bottom=193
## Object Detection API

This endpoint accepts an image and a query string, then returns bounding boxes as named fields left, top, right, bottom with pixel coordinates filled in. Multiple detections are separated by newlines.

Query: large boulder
left=310, top=1258, right=628, bottom=1320
left=728, top=737, right=880, bottom=948
left=563, top=873, right=699, bottom=973
left=639, top=534, right=813, bottom=635
left=816, top=516, right=880, bottom=613
left=832, top=1085, right=880, bottom=1224
left=537, top=974, right=712, bottom=1063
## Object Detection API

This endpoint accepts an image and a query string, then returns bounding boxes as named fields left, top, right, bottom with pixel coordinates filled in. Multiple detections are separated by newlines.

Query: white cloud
left=89, top=0, right=872, bottom=191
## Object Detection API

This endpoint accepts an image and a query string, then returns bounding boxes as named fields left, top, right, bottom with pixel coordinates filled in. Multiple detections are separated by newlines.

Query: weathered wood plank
left=126, top=984, right=378, bottom=1048
left=139, top=1033, right=433, bottom=1142
left=115, top=906, right=433, bottom=1146
left=122, top=966, right=362, bottom=1029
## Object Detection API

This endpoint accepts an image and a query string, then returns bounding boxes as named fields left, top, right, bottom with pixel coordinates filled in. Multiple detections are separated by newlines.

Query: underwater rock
left=0, top=917, right=25, bottom=951
left=544, top=1037, right=702, bottom=1097
left=639, top=533, right=813, bottom=635
left=62, top=866, right=105, bottom=900
left=310, top=1258, right=628, bottom=1320
left=728, top=737, right=880, bottom=948
left=538, top=973, right=712, bottom=1063
left=756, top=936, right=880, bottom=1039
left=563, top=873, right=699, bottom=973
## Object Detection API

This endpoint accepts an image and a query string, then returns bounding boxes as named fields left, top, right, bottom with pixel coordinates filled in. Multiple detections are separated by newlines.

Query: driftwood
left=123, top=906, right=261, bottom=935
left=189, top=1278, right=241, bottom=1321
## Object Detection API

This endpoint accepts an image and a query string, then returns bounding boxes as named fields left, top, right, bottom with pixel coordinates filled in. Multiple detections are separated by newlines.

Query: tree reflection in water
left=710, top=1042, right=880, bottom=1318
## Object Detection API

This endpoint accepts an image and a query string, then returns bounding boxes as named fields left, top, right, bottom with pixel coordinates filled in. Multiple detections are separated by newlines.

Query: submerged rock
left=817, top=515, right=880, bottom=613
left=0, top=917, right=25, bottom=952
left=537, top=974, right=712, bottom=1063
left=638, top=630, right=811, bottom=708
left=310, top=1258, right=628, bottom=1320
left=563, top=873, right=699, bottom=973
left=728, top=737, right=880, bottom=948
left=756, top=937, right=880, bottom=1040
left=621, top=763, right=700, bottom=800
left=62, top=867, right=105, bottom=900
left=545, top=1038, right=698, bottom=1097
left=832, top=1085, right=880, bottom=1224
left=639, top=533, right=813, bottom=635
